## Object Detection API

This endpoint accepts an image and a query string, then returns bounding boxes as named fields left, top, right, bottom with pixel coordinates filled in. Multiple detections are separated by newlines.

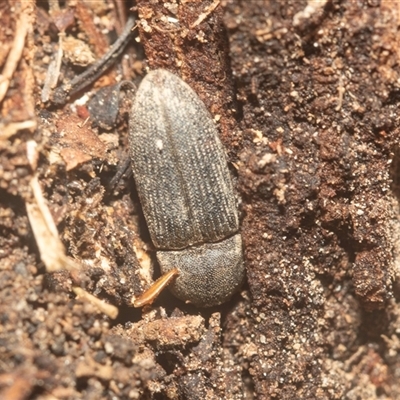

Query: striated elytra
left=129, top=69, right=244, bottom=307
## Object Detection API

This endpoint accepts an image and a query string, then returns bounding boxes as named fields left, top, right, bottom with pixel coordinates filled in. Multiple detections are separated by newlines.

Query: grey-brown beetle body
left=129, top=69, right=244, bottom=307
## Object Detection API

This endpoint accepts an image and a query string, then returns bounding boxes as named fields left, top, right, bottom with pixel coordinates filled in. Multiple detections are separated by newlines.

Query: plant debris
left=1, top=0, right=400, bottom=399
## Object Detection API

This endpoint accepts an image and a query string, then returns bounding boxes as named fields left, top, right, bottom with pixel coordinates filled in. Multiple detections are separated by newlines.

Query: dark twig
left=51, top=14, right=136, bottom=105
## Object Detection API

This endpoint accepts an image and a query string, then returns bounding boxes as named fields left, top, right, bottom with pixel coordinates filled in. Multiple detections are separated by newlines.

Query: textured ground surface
left=1, top=0, right=400, bottom=399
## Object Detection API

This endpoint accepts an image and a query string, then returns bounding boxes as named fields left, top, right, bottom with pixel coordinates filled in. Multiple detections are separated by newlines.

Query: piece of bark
left=136, top=0, right=238, bottom=150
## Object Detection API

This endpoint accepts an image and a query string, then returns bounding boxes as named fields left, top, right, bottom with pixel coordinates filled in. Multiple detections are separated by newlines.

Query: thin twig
left=190, top=0, right=220, bottom=29
left=52, top=14, right=136, bottom=105
left=73, top=287, right=119, bottom=319
left=0, top=5, right=31, bottom=103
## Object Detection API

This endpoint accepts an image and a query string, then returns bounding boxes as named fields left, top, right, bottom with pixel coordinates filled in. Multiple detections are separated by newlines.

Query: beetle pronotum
left=129, top=69, right=244, bottom=307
